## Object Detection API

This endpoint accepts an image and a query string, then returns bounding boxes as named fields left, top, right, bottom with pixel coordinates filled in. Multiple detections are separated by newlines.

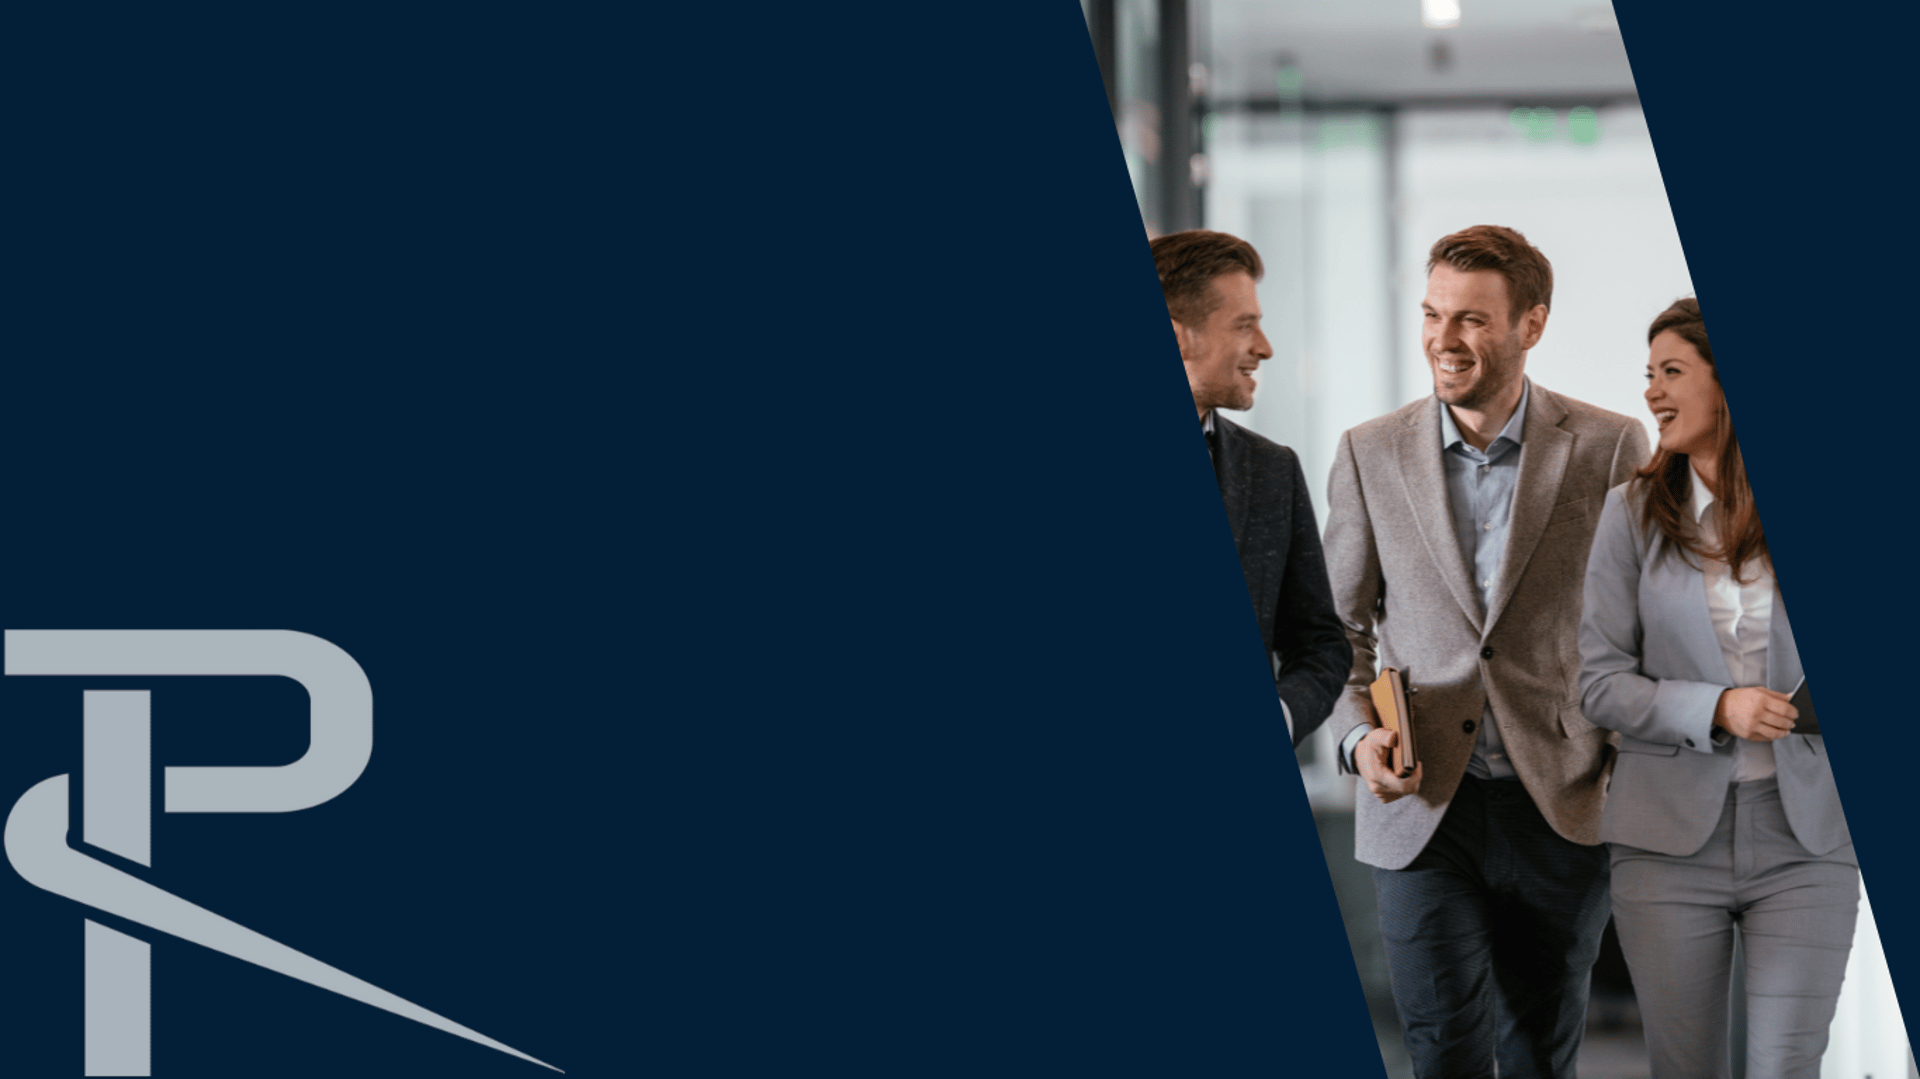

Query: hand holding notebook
left=1368, top=668, right=1419, bottom=779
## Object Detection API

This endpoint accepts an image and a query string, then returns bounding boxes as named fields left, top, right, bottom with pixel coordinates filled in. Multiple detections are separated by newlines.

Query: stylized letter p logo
left=3, top=630, right=558, bottom=1075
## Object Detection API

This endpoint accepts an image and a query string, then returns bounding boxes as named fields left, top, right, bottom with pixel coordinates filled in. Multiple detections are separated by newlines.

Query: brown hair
left=1635, top=297, right=1769, bottom=581
left=1426, top=225, right=1553, bottom=325
left=1150, top=230, right=1264, bottom=326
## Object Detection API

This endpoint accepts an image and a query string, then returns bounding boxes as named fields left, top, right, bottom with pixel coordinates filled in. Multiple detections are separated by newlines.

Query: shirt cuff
left=1339, top=723, right=1371, bottom=773
left=1281, top=699, right=1294, bottom=741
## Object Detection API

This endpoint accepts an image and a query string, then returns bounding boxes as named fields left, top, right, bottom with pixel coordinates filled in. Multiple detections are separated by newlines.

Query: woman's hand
left=1712, top=687, right=1798, bottom=742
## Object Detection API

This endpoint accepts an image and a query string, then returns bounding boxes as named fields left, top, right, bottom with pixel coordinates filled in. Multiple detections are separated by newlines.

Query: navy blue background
left=2, top=2, right=1908, bottom=1076
left=1, top=3, right=1372, bottom=1076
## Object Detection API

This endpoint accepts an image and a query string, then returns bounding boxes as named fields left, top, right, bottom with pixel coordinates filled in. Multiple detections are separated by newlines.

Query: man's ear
left=1518, top=304, right=1549, bottom=351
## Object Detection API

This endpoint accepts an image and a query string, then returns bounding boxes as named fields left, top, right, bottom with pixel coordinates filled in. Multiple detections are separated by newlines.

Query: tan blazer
left=1324, top=381, right=1649, bottom=869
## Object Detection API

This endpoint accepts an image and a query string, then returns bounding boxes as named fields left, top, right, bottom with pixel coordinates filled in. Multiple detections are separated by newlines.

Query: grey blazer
left=1578, top=482, right=1848, bottom=858
left=1325, top=382, right=1649, bottom=869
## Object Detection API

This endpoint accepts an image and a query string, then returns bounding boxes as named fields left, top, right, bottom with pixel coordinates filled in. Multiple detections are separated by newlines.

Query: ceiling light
left=1423, top=0, right=1461, bottom=29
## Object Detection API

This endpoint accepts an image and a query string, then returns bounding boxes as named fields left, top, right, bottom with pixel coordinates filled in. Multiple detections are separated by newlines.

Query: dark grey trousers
left=1610, top=777, right=1859, bottom=1079
left=1373, top=775, right=1613, bottom=1079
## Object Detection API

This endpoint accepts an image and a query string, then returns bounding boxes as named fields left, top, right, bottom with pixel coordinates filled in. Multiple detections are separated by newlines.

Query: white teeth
left=1654, top=410, right=1676, bottom=425
left=1439, top=362, right=1470, bottom=373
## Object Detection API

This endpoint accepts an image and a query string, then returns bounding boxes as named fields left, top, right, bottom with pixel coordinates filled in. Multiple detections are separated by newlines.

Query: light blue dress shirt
left=1438, top=382, right=1528, bottom=780
left=1342, top=382, right=1530, bottom=780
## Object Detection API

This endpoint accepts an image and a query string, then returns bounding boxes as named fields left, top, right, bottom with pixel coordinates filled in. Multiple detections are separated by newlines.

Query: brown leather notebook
left=1368, top=667, right=1418, bottom=778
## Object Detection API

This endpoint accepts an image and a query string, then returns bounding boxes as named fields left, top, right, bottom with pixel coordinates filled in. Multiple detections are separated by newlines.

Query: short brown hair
left=1150, top=230, right=1264, bottom=326
left=1426, top=225, right=1552, bottom=325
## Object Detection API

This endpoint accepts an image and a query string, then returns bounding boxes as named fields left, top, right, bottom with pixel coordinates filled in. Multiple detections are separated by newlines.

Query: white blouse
left=1689, top=466, right=1776, bottom=782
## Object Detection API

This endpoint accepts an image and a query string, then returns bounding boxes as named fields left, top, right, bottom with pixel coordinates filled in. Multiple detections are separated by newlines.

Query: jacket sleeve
left=1609, top=418, right=1651, bottom=487
left=1321, top=430, right=1382, bottom=770
left=1578, top=485, right=1723, bottom=753
left=1271, top=447, right=1352, bottom=747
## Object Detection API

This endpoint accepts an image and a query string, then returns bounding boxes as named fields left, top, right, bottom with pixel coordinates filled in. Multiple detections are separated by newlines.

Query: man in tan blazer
left=1323, top=225, right=1648, bottom=1077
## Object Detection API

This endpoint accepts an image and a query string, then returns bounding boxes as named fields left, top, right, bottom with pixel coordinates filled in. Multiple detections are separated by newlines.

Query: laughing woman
left=1578, top=298, right=1856, bottom=1079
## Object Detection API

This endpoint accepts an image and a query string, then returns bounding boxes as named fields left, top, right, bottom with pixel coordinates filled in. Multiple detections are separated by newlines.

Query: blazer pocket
left=1544, top=497, right=1592, bottom=529
left=1616, top=736, right=1682, bottom=757
left=1558, top=704, right=1597, bottom=739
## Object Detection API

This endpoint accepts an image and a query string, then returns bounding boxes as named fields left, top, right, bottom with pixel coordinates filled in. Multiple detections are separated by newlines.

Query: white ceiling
left=1202, top=0, right=1639, bottom=104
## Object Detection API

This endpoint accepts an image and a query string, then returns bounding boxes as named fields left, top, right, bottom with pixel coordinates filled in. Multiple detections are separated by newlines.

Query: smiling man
left=1151, top=229, right=1349, bottom=747
left=1321, top=225, right=1648, bottom=1076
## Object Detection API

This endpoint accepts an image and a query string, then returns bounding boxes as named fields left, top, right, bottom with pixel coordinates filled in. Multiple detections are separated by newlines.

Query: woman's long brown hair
left=1635, top=298, right=1769, bottom=582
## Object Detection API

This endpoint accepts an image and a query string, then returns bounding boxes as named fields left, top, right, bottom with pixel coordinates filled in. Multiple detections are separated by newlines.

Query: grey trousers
left=1609, top=778, right=1859, bottom=1079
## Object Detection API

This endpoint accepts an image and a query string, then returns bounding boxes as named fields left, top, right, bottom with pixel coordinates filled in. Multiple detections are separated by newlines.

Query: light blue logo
left=4, top=630, right=560, bottom=1076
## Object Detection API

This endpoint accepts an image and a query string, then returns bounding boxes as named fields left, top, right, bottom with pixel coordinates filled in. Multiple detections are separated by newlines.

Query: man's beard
left=1195, top=368, right=1255, bottom=414
left=1215, top=380, right=1254, bottom=413
left=1432, top=340, right=1520, bottom=411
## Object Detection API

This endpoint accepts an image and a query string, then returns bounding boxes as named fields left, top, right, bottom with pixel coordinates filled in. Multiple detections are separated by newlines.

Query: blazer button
left=1480, top=646, right=1495, bottom=659
left=1463, top=719, right=1477, bottom=733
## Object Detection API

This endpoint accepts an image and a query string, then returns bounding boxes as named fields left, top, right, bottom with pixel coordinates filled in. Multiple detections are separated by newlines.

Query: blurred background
left=1081, top=1, right=1912, bottom=1076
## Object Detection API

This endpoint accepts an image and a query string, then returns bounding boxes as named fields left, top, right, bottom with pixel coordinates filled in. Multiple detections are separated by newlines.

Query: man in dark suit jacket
left=1151, top=230, right=1350, bottom=745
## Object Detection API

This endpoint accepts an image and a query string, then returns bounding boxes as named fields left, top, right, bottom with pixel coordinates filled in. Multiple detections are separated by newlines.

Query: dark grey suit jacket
left=1211, top=414, right=1351, bottom=747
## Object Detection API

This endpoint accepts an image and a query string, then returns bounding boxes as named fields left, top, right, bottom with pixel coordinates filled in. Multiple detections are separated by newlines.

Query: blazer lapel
left=1650, top=531, right=1737, bottom=687
left=1393, top=401, right=1483, bottom=636
left=1214, top=416, right=1252, bottom=554
left=1485, top=384, right=1572, bottom=631
left=1766, top=585, right=1803, bottom=693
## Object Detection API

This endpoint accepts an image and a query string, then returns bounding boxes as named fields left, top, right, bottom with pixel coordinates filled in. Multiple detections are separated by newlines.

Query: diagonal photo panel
left=1084, top=1, right=1913, bottom=1075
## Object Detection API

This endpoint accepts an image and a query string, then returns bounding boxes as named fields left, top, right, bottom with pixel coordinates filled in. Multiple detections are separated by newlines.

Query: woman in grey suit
left=1579, top=298, right=1857, bottom=1078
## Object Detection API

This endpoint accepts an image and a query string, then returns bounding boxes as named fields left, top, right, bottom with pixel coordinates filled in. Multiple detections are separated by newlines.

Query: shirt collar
left=1201, top=409, right=1215, bottom=436
left=1688, top=463, right=1716, bottom=523
left=1439, top=379, right=1530, bottom=452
